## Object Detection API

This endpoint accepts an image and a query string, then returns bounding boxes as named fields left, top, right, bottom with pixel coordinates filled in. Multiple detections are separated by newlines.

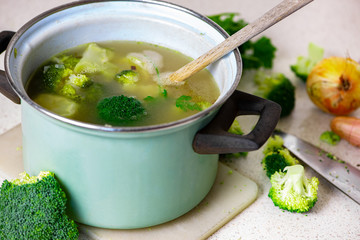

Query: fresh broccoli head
left=262, top=148, right=298, bottom=178
left=0, top=171, right=79, bottom=239
left=263, top=135, right=284, bottom=155
left=97, top=95, right=146, bottom=124
left=290, top=42, right=324, bottom=82
left=268, top=165, right=319, bottom=213
left=115, top=70, right=139, bottom=85
left=254, top=71, right=295, bottom=117
left=262, top=135, right=298, bottom=178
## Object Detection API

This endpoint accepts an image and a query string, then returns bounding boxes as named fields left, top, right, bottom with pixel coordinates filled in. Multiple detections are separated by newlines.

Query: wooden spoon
left=160, top=0, right=313, bottom=85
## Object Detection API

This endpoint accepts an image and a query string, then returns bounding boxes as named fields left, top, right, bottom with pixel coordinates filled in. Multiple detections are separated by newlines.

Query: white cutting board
left=0, top=125, right=258, bottom=240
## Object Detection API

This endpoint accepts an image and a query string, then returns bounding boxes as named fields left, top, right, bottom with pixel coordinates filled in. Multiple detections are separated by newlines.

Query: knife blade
left=274, top=130, right=360, bottom=205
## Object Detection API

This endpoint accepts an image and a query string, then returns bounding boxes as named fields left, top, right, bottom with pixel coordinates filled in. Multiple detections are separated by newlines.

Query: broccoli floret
left=268, top=165, right=319, bottom=213
left=320, top=131, right=340, bottom=146
left=262, top=135, right=298, bottom=178
left=42, top=63, right=66, bottom=92
left=254, top=71, right=295, bottom=117
left=262, top=149, right=298, bottom=178
left=290, top=42, right=324, bottom=82
left=115, top=70, right=139, bottom=85
left=59, top=84, right=82, bottom=102
left=263, top=135, right=284, bottom=155
left=68, top=73, right=93, bottom=88
left=0, top=171, right=79, bottom=239
left=97, top=95, right=146, bottom=124
left=34, top=93, right=79, bottom=117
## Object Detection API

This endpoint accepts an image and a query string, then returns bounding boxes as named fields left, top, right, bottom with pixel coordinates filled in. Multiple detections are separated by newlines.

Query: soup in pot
left=26, top=41, right=220, bottom=126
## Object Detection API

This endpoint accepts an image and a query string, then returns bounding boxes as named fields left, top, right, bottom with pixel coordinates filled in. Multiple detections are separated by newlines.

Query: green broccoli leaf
left=175, top=95, right=202, bottom=112
left=208, top=13, right=248, bottom=35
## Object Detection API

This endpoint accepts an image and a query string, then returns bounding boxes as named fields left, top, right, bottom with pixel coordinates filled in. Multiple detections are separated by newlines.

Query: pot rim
left=5, top=0, right=242, bottom=133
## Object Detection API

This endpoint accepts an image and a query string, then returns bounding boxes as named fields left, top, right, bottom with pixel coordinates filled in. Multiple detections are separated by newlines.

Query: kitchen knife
left=274, top=130, right=360, bottom=205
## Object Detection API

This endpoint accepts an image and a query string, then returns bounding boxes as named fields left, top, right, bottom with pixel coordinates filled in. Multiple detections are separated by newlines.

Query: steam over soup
left=26, top=41, right=220, bottom=126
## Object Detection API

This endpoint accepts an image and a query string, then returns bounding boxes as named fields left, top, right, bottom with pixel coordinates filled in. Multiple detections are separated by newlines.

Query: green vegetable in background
left=0, top=171, right=79, bottom=239
left=208, top=13, right=277, bottom=70
left=290, top=42, right=324, bottom=82
left=254, top=71, right=295, bottom=117
left=320, top=130, right=341, bottom=146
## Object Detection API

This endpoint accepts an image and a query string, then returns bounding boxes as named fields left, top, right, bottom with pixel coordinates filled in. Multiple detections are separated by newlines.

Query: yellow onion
left=306, top=57, right=360, bottom=115
left=331, top=116, right=360, bottom=147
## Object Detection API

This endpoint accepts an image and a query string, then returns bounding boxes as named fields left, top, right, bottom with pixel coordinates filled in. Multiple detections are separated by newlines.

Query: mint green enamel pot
left=0, top=0, right=281, bottom=229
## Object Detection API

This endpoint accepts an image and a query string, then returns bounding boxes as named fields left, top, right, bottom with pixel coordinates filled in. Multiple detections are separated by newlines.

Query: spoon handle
left=169, top=0, right=313, bottom=83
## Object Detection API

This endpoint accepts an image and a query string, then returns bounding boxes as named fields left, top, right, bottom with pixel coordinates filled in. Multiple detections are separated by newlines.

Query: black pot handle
left=0, top=31, right=20, bottom=104
left=193, top=90, right=281, bottom=154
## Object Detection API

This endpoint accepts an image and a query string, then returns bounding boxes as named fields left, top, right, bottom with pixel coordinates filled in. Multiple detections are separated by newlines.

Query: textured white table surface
left=1, top=0, right=360, bottom=239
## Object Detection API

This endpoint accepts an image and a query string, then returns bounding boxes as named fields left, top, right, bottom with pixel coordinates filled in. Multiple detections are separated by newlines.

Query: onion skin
left=306, top=57, right=360, bottom=115
left=330, top=116, right=360, bottom=147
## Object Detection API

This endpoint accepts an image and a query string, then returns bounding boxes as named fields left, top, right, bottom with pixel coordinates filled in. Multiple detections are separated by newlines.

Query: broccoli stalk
left=0, top=171, right=79, bottom=239
left=97, top=95, right=147, bottom=125
left=254, top=71, right=295, bottom=117
left=268, top=165, right=319, bottom=213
